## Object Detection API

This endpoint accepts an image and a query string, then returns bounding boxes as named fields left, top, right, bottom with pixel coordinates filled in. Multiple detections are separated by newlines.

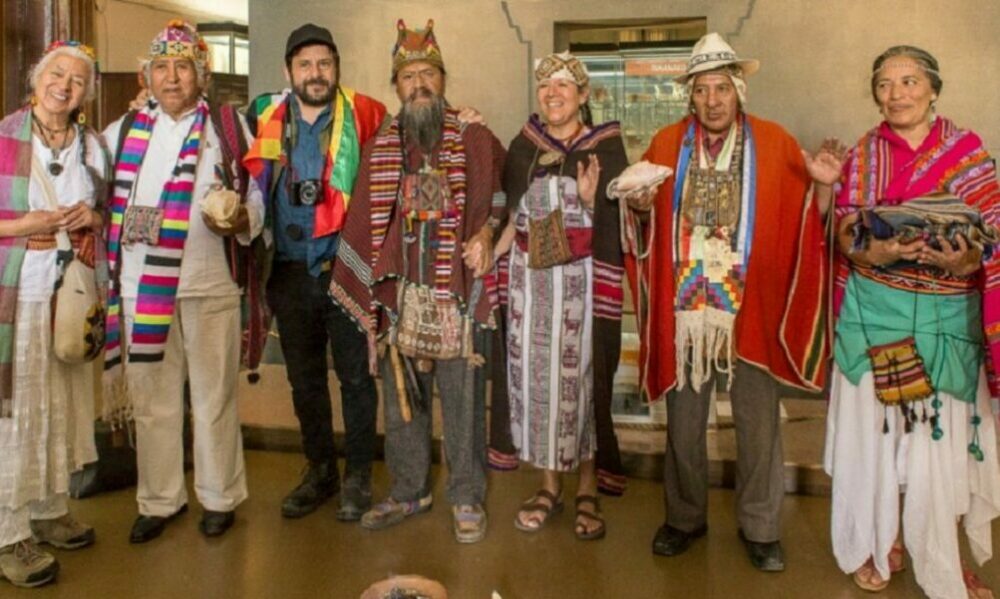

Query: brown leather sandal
left=514, top=489, right=563, bottom=533
left=574, top=495, right=606, bottom=541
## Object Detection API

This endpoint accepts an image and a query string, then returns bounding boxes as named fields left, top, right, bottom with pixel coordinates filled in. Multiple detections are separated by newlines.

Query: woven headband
left=534, top=52, right=588, bottom=87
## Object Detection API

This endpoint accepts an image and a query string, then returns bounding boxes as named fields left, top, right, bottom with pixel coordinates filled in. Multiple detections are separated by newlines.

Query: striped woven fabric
left=367, top=112, right=467, bottom=300
left=867, top=337, right=935, bottom=405
left=0, top=108, right=32, bottom=416
left=103, top=101, right=208, bottom=423
left=836, top=117, right=1000, bottom=396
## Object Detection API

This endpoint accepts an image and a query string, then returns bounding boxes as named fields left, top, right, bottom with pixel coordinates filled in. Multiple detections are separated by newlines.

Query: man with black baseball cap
left=244, top=24, right=387, bottom=522
left=284, top=23, right=338, bottom=62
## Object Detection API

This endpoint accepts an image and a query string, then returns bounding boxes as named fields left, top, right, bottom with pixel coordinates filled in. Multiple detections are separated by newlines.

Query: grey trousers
left=380, top=354, right=487, bottom=506
left=663, top=361, right=784, bottom=542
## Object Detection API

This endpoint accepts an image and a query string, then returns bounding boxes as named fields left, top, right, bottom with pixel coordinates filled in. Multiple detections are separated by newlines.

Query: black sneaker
left=336, top=474, right=372, bottom=522
left=281, top=461, right=339, bottom=519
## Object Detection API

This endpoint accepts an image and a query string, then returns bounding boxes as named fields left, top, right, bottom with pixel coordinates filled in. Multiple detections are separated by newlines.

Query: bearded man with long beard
left=330, top=19, right=504, bottom=544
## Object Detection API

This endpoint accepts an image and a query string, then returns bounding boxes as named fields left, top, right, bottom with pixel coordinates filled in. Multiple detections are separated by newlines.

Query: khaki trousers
left=124, top=296, right=248, bottom=517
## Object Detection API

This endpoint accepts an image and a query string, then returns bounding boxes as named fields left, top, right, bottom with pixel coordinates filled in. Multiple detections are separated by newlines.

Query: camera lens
left=298, top=180, right=319, bottom=206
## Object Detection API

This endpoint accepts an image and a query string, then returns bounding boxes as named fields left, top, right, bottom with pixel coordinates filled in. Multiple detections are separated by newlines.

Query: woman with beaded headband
left=0, top=40, right=107, bottom=588
left=493, top=51, right=628, bottom=540
left=816, top=45, right=1000, bottom=597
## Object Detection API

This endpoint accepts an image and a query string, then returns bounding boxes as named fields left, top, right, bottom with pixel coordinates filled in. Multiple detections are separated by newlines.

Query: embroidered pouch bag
left=867, top=336, right=935, bottom=405
left=528, top=207, right=573, bottom=269
left=393, top=282, right=470, bottom=361
left=122, top=205, right=164, bottom=246
left=401, top=171, right=455, bottom=214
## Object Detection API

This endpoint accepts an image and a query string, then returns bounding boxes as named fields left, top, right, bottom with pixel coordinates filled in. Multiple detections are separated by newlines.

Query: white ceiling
left=116, top=0, right=248, bottom=23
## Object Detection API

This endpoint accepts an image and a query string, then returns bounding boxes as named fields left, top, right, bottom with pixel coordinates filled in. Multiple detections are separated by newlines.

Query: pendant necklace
left=33, top=114, right=71, bottom=176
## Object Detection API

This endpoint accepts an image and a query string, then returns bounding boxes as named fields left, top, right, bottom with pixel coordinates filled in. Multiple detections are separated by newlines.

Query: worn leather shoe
left=281, top=461, right=339, bottom=519
left=739, top=529, right=785, bottom=572
left=199, top=510, right=235, bottom=537
left=652, top=523, right=707, bottom=557
left=336, top=475, right=372, bottom=522
left=129, top=505, right=187, bottom=544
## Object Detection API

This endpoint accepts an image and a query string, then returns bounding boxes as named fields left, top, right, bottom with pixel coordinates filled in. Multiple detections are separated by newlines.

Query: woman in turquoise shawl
left=818, top=46, right=1000, bottom=598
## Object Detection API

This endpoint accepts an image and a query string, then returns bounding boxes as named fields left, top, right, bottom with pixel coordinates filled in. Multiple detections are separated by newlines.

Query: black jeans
left=266, top=262, right=377, bottom=479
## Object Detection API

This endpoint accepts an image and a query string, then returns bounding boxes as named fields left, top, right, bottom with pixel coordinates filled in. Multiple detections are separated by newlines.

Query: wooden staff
left=389, top=344, right=412, bottom=423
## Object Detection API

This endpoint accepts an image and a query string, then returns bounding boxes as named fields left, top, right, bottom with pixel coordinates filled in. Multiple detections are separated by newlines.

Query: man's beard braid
left=401, top=92, right=445, bottom=154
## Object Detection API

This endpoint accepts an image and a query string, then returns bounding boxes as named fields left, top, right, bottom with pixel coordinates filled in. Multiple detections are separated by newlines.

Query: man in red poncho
left=623, top=32, right=830, bottom=571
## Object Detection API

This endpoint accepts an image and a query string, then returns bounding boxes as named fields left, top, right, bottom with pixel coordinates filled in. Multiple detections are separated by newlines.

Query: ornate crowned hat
left=392, top=19, right=444, bottom=76
left=147, top=19, right=210, bottom=69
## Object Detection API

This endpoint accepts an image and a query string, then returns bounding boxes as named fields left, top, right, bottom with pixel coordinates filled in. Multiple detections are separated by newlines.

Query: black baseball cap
left=285, top=23, right=338, bottom=61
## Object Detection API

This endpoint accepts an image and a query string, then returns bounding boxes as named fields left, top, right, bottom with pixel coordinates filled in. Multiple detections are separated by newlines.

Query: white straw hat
left=676, top=32, right=759, bottom=84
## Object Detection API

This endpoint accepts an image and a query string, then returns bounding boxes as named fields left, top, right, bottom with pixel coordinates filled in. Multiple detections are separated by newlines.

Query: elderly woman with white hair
left=0, top=40, right=106, bottom=588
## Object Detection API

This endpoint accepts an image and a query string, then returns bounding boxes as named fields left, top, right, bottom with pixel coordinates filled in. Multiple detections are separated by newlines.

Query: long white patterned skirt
left=507, top=175, right=595, bottom=472
left=824, top=365, right=1000, bottom=599
left=0, top=301, right=97, bottom=526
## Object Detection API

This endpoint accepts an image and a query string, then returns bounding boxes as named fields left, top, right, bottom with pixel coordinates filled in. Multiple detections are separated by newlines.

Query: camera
left=292, top=179, right=323, bottom=206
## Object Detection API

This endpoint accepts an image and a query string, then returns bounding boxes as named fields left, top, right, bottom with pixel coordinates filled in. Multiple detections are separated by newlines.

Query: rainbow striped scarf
left=245, top=87, right=386, bottom=237
left=103, top=101, right=208, bottom=424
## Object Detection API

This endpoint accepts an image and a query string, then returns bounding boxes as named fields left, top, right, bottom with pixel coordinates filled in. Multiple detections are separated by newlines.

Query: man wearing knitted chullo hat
left=101, top=20, right=265, bottom=543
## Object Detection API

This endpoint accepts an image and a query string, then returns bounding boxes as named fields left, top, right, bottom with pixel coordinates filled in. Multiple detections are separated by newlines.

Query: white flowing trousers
left=0, top=301, right=97, bottom=546
left=824, top=366, right=1000, bottom=599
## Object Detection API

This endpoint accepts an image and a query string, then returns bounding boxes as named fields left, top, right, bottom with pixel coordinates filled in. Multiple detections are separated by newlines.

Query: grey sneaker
left=360, top=495, right=433, bottom=530
left=453, top=504, right=488, bottom=544
left=336, top=476, right=373, bottom=522
left=31, top=514, right=96, bottom=550
left=0, top=540, right=59, bottom=588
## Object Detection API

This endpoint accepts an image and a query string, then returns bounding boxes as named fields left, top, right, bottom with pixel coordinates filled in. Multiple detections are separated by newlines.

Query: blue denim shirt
left=273, top=101, right=339, bottom=277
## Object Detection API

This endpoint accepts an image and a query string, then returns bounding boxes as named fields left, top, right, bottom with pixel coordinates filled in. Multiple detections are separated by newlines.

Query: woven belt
left=26, top=230, right=85, bottom=251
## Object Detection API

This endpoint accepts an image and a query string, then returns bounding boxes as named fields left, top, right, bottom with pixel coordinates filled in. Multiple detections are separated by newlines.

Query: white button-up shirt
left=102, top=104, right=264, bottom=299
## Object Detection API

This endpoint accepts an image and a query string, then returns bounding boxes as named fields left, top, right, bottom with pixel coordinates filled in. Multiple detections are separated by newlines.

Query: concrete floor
left=7, top=450, right=999, bottom=598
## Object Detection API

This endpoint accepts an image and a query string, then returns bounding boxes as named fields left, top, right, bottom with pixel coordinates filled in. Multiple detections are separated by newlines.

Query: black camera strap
left=282, top=96, right=336, bottom=189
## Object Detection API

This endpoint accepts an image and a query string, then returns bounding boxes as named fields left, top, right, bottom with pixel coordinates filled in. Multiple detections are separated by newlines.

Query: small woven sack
left=393, top=283, right=468, bottom=361
left=527, top=208, right=573, bottom=269
left=867, top=336, right=935, bottom=405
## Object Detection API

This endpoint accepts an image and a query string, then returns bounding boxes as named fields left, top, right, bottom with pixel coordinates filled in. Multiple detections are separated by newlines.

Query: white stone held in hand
left=200, top=185, right=241, bottom=228
left=606, top=160, right=673, bottom=200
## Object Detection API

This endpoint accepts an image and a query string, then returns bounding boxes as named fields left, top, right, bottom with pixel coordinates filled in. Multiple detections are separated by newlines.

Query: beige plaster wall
left=95, top=0, right=246, bottom=73
left=249, top=0, right=1000, bottom=155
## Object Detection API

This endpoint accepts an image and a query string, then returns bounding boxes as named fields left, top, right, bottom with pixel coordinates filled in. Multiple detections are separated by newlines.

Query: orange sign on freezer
left=624, top=58, right=687, bottom=77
